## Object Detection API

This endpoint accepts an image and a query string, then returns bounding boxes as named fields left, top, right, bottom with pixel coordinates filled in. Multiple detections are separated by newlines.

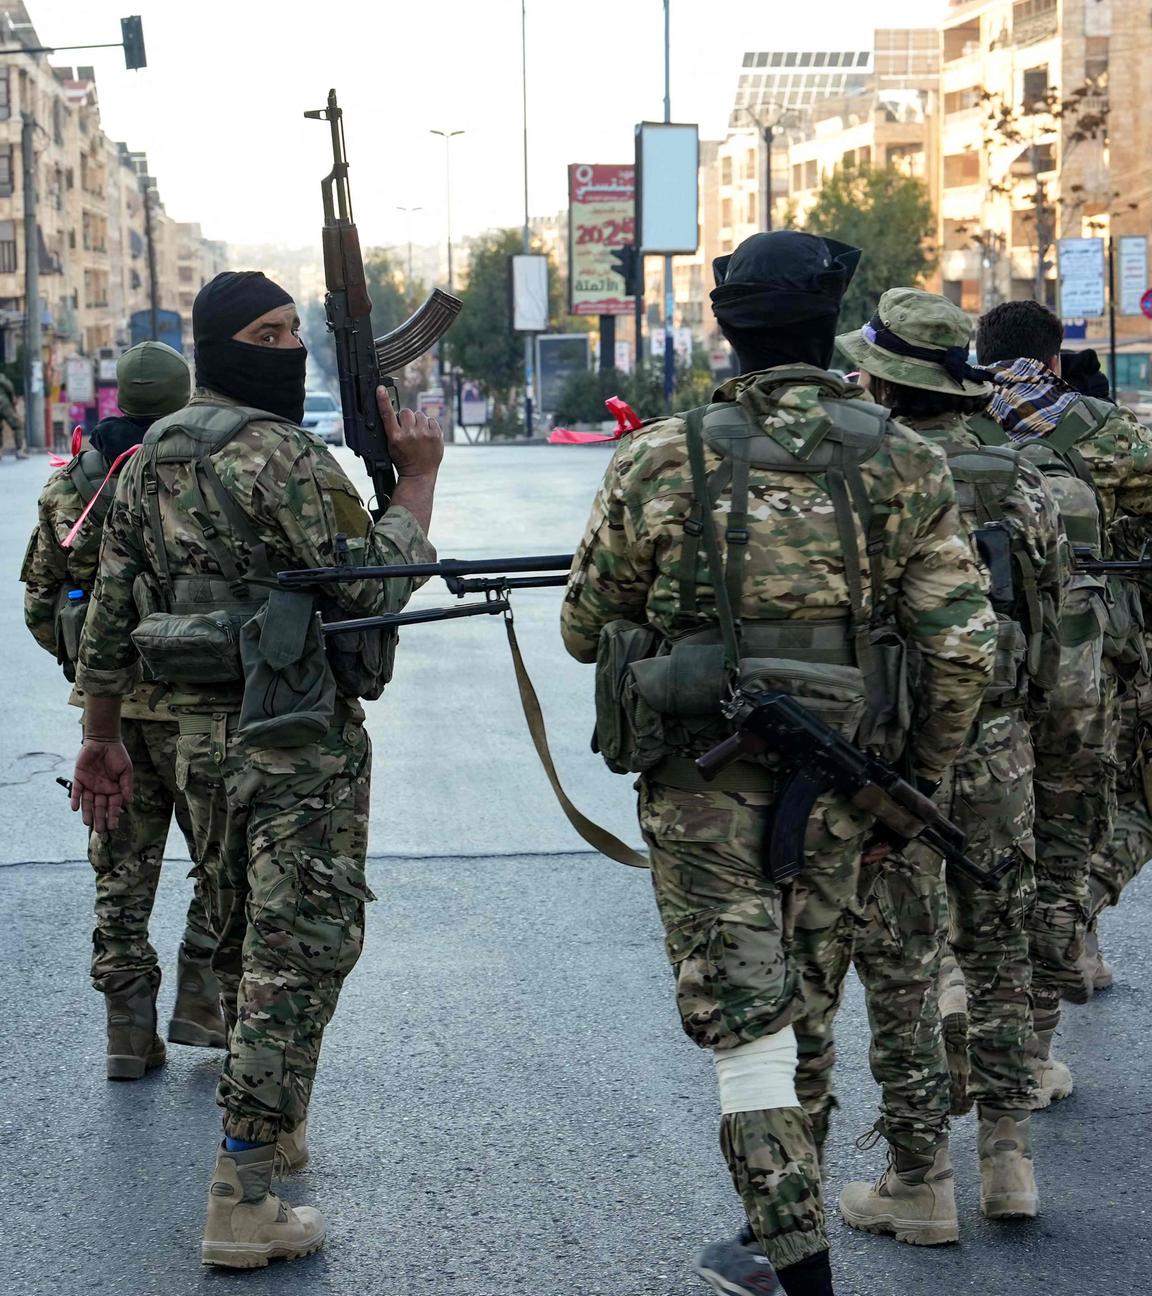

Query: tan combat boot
left=168, top=944, right=227, bottom=1049
left=840, top=1142, right=959, bottom=1246
left=978, top=1108, right=1039, bottom=1219
left=1027, top=1020, right=1073, bottom=1109
left=201, top=1142, right=325, bottom=1268
left=274, top=1118, right=310, bottom=1178
left=104, top=970, right=166, bottom=1081
left=1075, top=924, right=1114, bottom=996
left=938, top=955, right=971, bottom=1116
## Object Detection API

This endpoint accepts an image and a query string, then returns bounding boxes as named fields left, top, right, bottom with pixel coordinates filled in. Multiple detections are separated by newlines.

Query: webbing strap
left=502, top=612, right=648, bottom=870
left=143, top=453, right=175, bottom=608
left=649, top=755, right=778, bottom=793
left=684, top=407, right=742, bottom=676
left=187, top=462, right=248, bottom=590
left=678, top=458, right=731, bottom=617
left=1015, top=551, right=1044, bottom=676
left=725, top=449, right=751, bottom=623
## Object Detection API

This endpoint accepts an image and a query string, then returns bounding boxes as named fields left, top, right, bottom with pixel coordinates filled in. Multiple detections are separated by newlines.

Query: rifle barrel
left=279, top=554, right=575, bottom=587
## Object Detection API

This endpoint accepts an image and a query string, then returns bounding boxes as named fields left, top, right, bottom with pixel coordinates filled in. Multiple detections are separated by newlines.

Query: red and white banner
left=567, top=163, right=635, bottom=317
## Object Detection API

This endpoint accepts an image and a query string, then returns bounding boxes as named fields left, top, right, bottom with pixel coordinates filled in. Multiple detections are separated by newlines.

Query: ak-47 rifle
left=1071, top=545, right=1152, bottom=576
left=697, top=687, right=1014, bottom=891
left=278, top=553, right=575, bottom=634
left=306, top=89, right=462, bottom=518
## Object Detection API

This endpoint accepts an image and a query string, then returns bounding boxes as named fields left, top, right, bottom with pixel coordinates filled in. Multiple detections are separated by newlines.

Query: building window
left=721, top=197, right=733, bottom=228
left=945, top=86, right=982, bottom=114
left=1022, top=65, right=1049, bottom=111
left=746, top=193, right=757, bottom=226
left=0, top=146, right=11, bottom=197
left=745, top=150, right=756, bottom=179
left=944, top=151, right=981, bottom=187
left=0, top=69, right=9, bottom=122
left=805, top=159, right=818, bottom=189
left=0, top=221, right=17, bottom=273
left=721, top=156, right=733, bottom=185
left=792, top=162, right=803, bottom=190
left=1086, top=37, right=1109, bottom=85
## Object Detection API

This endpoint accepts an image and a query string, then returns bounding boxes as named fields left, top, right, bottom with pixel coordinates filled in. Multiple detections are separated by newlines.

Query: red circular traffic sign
left=1142, top=288, right=1152, bottom=320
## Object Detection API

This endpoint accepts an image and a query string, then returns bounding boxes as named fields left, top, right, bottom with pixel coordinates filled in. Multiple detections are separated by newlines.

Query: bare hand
left=377, top=387, right=444, bottom=479
left=70, top=740, right=134, bottom=834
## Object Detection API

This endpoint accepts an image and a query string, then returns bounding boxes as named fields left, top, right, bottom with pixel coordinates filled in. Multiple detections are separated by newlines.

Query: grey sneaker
left=694, top=1235, right=781, bottom=1295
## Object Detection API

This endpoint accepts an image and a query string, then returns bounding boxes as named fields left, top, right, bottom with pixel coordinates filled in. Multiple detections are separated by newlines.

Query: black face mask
left=89, top=413, right=153, bottom=464
left=195, top=337, right=308, bottom=424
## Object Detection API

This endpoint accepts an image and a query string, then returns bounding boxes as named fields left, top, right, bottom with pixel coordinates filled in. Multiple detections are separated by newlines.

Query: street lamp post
left=740, top=103, right=789, bottom=232
left=395, top=204, right=422, bottom=296
left=430, top=129, right=463, bottom=431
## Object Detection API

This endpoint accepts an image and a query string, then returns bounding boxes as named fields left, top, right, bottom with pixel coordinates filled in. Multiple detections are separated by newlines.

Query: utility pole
left=1108, top=234, right=1118, bottom=399
left=141, top=174, right=158, bottom=340
left=662, top=0, right=674, bottom=409
left=20, top=111, right=42, bottom=448
left=430, top=131, right=462, bottom=432
left=396, top=204, right=422, bottom=296
left=521, top=0, right=534, bottom=436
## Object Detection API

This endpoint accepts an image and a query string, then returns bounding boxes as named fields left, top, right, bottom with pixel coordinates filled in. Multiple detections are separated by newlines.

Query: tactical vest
left=595, top=379, right=911, bottom=779
left=970, top=396, right=1143, bottom=683
left=128, top=402, right=393, bottom=744
left=941, top=442, right=1039, bottom=702
left=48, top=450, right=117, bottom=680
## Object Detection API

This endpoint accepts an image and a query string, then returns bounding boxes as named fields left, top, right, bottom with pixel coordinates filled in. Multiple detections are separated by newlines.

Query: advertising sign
left=1118, top=235, right=1148, bottom=317
left=97, top=386, right=121, bottom=420
left=635, top=122, right=700, bottom=255
left=1058, top=238, right=1106, bottom=318
left=459, top=380, right=487, bottom=427
left=567, top=163, right=635, bottom=317
left=65, top=356, right=95, bottom=405
left=512, top=254, right=549, bottom=332
left=614, top=340, right=632, bottom=373
left=536, top=334, right=590, bottom=417
left=418, top=389, right=446, bottom=422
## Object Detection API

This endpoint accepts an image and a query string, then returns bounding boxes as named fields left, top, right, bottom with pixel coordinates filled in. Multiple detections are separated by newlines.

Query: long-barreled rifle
left=306, top=89, right=462, bottom=518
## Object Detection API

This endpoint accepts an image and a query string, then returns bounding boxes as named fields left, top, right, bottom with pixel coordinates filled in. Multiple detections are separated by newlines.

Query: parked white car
left=301, top=390, right=343, bottom=445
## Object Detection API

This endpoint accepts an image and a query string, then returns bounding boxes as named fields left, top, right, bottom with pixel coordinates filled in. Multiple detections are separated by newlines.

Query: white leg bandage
left=714, top=1027, right=800, bottom=1115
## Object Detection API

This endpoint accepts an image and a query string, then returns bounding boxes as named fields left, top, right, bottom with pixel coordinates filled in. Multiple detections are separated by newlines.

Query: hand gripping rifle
left=277, top=552, right=648, bottom=871
left=696, top=688, right=1014, bottom=891
left=306, top=89, right=462, bottom=518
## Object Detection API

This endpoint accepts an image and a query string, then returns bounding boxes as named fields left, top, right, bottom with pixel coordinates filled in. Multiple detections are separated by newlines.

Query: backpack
left=594, top=376, right=911, bottom=776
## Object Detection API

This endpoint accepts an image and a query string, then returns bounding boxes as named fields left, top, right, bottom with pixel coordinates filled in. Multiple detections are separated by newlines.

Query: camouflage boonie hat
left=116, top=340, right=191, bottom=417
left=838, top=288, right=993, bottom=397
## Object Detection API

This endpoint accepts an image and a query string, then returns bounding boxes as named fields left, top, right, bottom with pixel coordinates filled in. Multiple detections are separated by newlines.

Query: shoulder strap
left=967, top=413, right=1010, bottom=446
left=684, top=406, right=741, bottom=677
left=66, top=450, right=106, bottom=508
left=1047, top=397, right=1113, bottom=454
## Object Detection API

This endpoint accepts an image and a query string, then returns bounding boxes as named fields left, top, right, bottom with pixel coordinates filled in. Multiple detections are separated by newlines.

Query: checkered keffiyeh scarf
left=986, top=358, right=1082, bottom=441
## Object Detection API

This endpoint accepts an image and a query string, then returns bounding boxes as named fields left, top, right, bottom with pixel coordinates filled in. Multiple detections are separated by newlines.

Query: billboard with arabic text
left=567, top=163, right=635, bottom=316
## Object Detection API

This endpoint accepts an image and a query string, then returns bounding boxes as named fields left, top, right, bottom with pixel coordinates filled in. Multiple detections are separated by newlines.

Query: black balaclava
left=193, top=271, right=307, bottom=423
left=711, top=230, right=861, bottom=375
left=89, top=413, right=153, bottom=464
left=1060, top=348, right=1113, bottom=402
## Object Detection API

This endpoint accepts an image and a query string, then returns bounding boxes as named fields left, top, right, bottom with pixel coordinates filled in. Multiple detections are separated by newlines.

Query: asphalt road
left=0, top=444, right=1149, bottom=1296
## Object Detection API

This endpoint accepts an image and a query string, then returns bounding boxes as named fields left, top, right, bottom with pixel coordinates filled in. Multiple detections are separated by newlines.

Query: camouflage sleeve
left=252, top=434, right=436, bottom=620
left=1008, top=462, right=1066, bottom=696
left=74, top=459, right=147, bottom=697
left=560, top=432, right=656, bottom=663
left=1079, top=406, right=1152, bottom=525
left=890, top=448, right=996, bottom=781
left=21, top=476, right=80, bottom=655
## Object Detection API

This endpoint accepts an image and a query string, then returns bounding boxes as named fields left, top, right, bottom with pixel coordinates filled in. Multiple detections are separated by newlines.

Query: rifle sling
left=502, top=611, right=649, bottom=870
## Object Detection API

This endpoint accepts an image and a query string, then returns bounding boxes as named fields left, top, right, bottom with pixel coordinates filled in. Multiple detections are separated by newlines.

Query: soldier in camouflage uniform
left=562, top=233, right=994, bottom=1296
left=21, top=340, right=226, bottom=1078
left=834, top=291, right=1064, bottom=1241
left=974, top=300, right=1152, bottom=1102
left=71, top=271, right=444, bottom=1269
left=0, top=368, right=26, bottom=458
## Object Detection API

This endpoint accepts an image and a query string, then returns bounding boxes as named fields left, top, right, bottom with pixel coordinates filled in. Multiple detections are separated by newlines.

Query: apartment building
left=0, top=4, right=224, bottom=441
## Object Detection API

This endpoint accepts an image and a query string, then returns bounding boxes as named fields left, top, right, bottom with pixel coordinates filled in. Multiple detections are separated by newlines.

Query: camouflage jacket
left=561, top=366, right=997, bottom=781
left=902, top=411, right=1066, bottom=699
left=75, top=389, right=435, bottom=710
left=1066, top=402, right=1152, bottom=530
left=22, top=453, right=185, bottom=720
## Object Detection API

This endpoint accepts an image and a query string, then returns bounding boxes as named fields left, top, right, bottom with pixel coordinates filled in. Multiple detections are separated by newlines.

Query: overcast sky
left=26, top=0, right=943, bottom=254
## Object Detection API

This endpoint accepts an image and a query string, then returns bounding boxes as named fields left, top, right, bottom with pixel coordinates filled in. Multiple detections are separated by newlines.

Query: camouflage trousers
left=1090, top=667, right=1152, bottom=917
left=854, top=707, right=1037, bottom=1127
left=175, top=713, right=372, bottom=1145
left=1030, top=668, right=1119, bottom=1021
left=90, top=717, right=215, bottom=991
left=639, top=776, right=873, bottom=1272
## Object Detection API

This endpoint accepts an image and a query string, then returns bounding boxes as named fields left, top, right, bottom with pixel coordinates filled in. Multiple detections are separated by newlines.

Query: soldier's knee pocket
left=665, top=902, right=792, bottom=1052
left=255, top=851, right=374, bottom=978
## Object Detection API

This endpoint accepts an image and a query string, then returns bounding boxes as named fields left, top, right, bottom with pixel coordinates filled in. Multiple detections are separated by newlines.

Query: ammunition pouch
left=131, top=608, right=253, bottom=685
left=1102, top=575, right=1148, bottom=677
left=237, top=589, right=336, bottom=747
left=592, top=619, right=666, bottom=774
left=53, top=588, right=89, bottom=683
left=985, top=614, right=1029, bottom=704
left=1048, top=576, right=1108, bottom=710
left=321, top=612, right=397, bottom=702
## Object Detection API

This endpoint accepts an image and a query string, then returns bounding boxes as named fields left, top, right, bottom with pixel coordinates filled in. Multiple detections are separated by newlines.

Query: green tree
left=802, top=165, right=937, bottom=331
left=450, top=228, right=565, bottom=434
left=363, top=247, right=415, bottom=338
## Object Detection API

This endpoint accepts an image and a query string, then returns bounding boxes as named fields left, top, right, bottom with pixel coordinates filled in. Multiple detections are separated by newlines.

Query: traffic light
left=609, top=243, right=639, bottom=297
left=121, top=16, right=146, bottom=71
